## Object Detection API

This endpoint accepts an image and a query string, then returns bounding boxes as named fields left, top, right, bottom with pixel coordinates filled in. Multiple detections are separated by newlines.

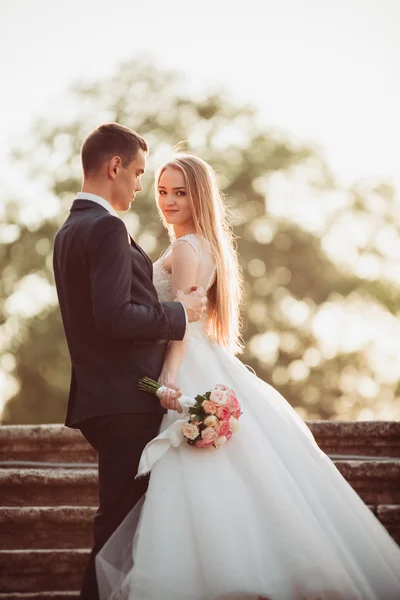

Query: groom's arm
left=87, top=215, right=186, bottom=340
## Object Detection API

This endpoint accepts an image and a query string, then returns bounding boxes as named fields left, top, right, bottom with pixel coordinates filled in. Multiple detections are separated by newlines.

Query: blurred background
left=1, top=0, right=400, bottom=424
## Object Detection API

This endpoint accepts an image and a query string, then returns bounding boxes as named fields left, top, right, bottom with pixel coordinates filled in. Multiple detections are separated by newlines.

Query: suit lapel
left=129, top=235, right=153, bottom=273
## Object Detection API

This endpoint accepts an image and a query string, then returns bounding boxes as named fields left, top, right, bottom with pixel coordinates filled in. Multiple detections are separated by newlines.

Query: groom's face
left=113, top=149, right=147, bottom=211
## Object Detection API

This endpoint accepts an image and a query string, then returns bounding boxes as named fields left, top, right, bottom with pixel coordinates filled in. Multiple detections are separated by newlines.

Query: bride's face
left=157, top=167, right=194, bottom=229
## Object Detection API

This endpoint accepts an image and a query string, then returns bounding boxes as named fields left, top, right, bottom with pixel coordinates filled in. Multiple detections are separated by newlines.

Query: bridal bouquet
left=137, top=378, right=241, bottom=449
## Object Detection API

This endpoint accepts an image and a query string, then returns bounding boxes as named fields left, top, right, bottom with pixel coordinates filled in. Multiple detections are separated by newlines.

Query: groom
left=53, top=123, right=206, bottom=599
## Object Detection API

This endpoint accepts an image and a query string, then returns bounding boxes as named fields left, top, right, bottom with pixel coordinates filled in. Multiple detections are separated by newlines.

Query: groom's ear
left=108, top=156, right=122, bottom=179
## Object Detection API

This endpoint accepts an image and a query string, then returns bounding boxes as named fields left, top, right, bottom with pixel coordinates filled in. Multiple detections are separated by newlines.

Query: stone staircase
left=0, top=421, right=399, bottom=599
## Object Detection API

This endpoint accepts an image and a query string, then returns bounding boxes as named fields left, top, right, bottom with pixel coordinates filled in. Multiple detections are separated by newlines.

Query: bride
left=96, top=153, right=400, bottom=600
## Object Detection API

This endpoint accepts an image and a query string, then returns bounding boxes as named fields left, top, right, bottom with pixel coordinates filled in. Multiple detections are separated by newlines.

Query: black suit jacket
left=53, top=199, right=186, bottom=428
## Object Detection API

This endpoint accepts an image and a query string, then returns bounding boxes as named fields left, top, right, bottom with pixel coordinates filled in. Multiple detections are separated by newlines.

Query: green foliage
left=1, top=58, right=400, bottom=424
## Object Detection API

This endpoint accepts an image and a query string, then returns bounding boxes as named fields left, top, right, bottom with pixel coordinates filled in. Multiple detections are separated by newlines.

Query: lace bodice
left=153, top=257, right=175, bottom=303
left=153, top=234, right=216, bottom=338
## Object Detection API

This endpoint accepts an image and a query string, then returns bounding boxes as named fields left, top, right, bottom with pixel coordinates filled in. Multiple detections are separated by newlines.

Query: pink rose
left=201, top=427, right=218, bottom=445
left=217, top=420, right=230, bottom=437
left=215, top=384, right=229, bottom=392
left=216, top=406, right=231, bottom=421
left=209, top=389, right=227, bottom=406
left=226, top=431, right=232, bottom=441
left=202, top=400, right=217, bottom=415
left=195, top=438, right=214, bottom=448
left=226, top=391, right=240, bottom=412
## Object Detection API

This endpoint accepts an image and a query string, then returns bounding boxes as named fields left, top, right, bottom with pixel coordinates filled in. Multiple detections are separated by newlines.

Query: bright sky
left=1, top=0, right=400, bottom=196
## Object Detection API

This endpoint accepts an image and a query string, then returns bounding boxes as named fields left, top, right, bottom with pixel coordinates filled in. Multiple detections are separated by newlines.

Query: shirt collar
left=76, top=192, right=119, bottom=218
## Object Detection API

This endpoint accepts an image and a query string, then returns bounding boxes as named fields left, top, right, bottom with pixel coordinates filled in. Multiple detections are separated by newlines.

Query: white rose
left=214, top=435, right=227, bottom=447
left=229, top=416, right=240, bottom=432
left=209, top=389, right=227, bottom=406
left=204, top=415, right=218, bottom=427
left=182, top=422, right=200, bottom=440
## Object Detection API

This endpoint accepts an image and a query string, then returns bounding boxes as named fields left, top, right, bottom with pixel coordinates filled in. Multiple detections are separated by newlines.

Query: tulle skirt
left=96, top=330, right=400, bottom=599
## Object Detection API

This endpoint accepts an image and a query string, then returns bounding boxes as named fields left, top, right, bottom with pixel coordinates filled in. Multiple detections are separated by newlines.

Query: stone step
left=376, top=505, right=400, bottom=545
left=0, top=550, right=89, bottom=593
left=1, top=510, right=400, bottom=594
left=0, top=460, right=399, bottom=507
left=0, top=421, right=399, bottom=464
left=334, top=460, right=400, bottom=504
left=0, top=426, right=96, bottom=464
left=0, top=470, right=98, bottom=507
left=0, top=594, right=78, bottom=600
left=0, top=507, right=95, bottom=549
left=310, top=420, right=400, bottom=457
left=0, top=504, right=398, bottom=551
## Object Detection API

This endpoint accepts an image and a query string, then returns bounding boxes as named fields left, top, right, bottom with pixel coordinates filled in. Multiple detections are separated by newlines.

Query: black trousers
left=79, top=412, right=164, bottom=600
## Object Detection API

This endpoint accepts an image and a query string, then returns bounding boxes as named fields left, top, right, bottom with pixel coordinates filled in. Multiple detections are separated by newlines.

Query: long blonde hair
left=155, top=153, right=244, bottom=354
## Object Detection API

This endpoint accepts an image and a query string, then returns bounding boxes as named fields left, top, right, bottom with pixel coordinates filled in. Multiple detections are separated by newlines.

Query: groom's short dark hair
left=81, top=123, right=148, bottom=175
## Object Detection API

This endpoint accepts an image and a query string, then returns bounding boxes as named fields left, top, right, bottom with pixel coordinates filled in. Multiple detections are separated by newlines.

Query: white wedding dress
left=97, top=234, right=400, bottom=600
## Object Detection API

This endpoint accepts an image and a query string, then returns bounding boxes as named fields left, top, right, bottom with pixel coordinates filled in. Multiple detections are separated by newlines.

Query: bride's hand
left=157, top=377, right=183, bottom=413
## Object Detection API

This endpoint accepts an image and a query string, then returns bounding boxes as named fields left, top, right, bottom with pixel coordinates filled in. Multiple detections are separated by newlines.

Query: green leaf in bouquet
left=189, top=406, right=204, bottom=416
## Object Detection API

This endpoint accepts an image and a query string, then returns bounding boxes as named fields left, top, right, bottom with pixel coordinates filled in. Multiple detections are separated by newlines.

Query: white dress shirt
left=76, top=192, right=119, bottom=217
left=76, top=192, right=188, bottom=328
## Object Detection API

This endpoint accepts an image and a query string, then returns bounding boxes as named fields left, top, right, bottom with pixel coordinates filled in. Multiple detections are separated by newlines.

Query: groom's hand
left=176, top=286, right=207, bottom=323
left=158, top=382, right=183, bottom=413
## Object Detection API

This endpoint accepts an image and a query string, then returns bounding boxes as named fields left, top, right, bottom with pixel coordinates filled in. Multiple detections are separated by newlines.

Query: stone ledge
left=377, top=506, right=400, bottom=545
left=0, top=550, right=89, bottom=593
left=310, top=421, right=400, bottom=458
left=0, top=594, right=78, bottom=600
left=0, top=507, right=95, bottom=549
left=334, top=460, right=400, bottom=504
left=2, top=504, right=398, bottom=549
left=0, top=469, right=98, bottom=507
left=0, top=506, right=96, bottom=525
left=0, top=426, right=96, bottom=463
left=377, top=505, right=400, bottom=526
left=309, top=420, right=400, bottom=438
left=0, top=421, right=399, bottom=462
left=1, top=461, right=399, bottom=506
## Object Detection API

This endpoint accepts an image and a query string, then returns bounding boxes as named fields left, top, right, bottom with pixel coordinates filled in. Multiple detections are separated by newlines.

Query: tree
left=1, top=58, right=400, bottom=424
